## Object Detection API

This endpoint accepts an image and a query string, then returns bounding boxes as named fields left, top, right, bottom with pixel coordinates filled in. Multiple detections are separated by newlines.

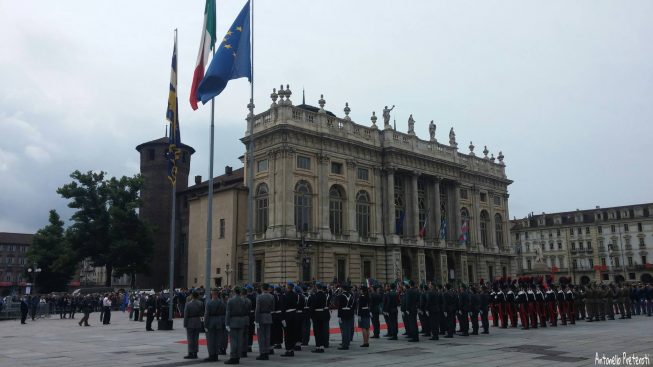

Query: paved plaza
left=1, top=313, right=651, bottom=367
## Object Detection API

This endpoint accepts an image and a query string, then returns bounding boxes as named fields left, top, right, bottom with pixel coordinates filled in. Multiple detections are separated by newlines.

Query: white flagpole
left=205, top=46, right=216, bottom=292
left=246, top=0, right=255, bottom=283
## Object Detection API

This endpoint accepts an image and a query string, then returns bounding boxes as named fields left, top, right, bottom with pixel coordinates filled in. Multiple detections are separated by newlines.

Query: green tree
left=58, top=170, right=154, bottom=287
left=26, top=210, right=77, bottom=293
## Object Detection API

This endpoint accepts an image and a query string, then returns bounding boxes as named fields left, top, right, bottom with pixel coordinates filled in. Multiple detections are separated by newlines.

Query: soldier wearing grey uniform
left=204, top=288, right=226, bottom=362
left=255, top=284, right=275, bottom=360
left=225, top=287, right=250, bottom=365
left=183, top=291, right=204, bottom=360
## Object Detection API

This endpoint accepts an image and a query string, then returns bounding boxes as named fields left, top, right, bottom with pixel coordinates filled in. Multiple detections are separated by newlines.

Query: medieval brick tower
left=135, top=137, right=195, bottom=289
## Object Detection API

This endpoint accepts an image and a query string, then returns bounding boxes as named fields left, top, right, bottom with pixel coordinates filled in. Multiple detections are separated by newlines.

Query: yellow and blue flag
left=167, top=32, right=181, bottom=185
left=196, top=1, right=251, bottom=103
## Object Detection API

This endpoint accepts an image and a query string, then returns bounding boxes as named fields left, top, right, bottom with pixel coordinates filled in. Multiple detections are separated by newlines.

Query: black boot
left=256, top=354, right=269, bottom=360
left=224, top=358, right=240, bottom=365
left=281, top=350, right=294, bottom=357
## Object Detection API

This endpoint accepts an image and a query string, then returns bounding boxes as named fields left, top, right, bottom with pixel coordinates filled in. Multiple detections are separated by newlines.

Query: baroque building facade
left=511, top=203, right=653, bottom=284
left=234, top=86, right=516, bottom=286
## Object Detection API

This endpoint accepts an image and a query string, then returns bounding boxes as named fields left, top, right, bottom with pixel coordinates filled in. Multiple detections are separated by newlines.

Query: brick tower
left=135, top=137, right=195, bottom=290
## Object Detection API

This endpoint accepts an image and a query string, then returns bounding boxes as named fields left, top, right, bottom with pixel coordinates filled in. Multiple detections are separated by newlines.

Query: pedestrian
left=133, top=294, right=141, bottom=322
left=145, top=294, right=156, bottom=331
left=204, top=288, right=226, bottom=362
left=183, top=291, right=203, bottom=360
left=102, top=293, right=112, bottom=325
left=78, top=295, right=92, bottom=327
left=255, top=283, right=275, bottom=360
left=20, top=296, right=29, bottom=324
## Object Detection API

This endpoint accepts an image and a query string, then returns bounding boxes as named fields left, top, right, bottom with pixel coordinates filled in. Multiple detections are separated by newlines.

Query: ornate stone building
left=512, top=203, right=653, bottom=285
left=233, top=85, right=516, bottom=286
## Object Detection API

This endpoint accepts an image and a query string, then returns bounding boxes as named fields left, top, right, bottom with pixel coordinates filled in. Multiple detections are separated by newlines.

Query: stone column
left=318, top=153, right=330, bottom=237
left=267, top=150, right=277, bottom=236
left=503, top=193, right=511, bottom=252
left=453, top=182, right=462, bottom=242
left=473, top=186, right=482, bottom=248
left=386, top=168, right=396, bottom=236
left=489, top=190, right=497, bottom=249
left=440, top=252, right=448, bottom=285
left=461, top=254, right=468, bottom=284
left=390, top=247, right=402, bottom=282
left=418, top=248, right=426, bottom=284
left=346, top=159, right=357, bottom=237
left=373, top=168, right=383, bottom=239
left=433, top=179, right=441, bottom=242
left=410, top=172, right=420, bottom=238
left=283, top=148, right=295, bottom=237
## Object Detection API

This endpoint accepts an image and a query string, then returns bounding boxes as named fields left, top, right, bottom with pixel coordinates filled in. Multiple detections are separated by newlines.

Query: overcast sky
left=1, top=1, right=652, bottom=233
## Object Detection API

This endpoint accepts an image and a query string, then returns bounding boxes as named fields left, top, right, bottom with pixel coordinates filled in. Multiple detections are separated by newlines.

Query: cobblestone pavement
left=1, top=312, right=652, bottom=367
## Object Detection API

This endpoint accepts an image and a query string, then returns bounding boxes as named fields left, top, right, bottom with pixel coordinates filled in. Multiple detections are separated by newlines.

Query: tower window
left=148, top=149, right=155, bottom=160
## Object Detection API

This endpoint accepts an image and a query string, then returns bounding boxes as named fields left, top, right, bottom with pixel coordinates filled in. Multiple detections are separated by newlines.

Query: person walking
left=78, top=295, right=92, bottom=327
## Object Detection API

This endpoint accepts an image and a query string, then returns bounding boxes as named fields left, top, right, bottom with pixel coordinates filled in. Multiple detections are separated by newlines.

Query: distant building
left=511, top=203, right=653, bottom=284
left=0, top=232, right=33, bottom=295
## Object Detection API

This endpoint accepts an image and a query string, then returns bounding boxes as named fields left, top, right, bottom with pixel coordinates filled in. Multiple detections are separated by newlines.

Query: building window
left=589, top=258, right=594, bottom=268
left=418, top=180, right=427, bottom=233
left=577, top=228, right=582, bottom=235
left=480, top=192, right=487, bottom=202
left=587, top=241, right=592, bottom=249
left=257, top=159, right=268, bottom=172
left=628, top=257, right=633, bottom=267
left=357, top=168, right=369, bottom=181
left=337, top=258, right=346, bottom=283
left=7, top=257, right=12, bottom=264
left=363, top=260, right=372, bottom=279
left=329, top=186, right=344, bottom=235
left=525, top=232, right=529, bottom=240
left=356, top=191, right=370, bottom=238
left=549, top=231, right=553, bottom=238
left=585, top=227, right=590, bottom=234
left=148, top=148, right=155, bottom=160
left=642, top=255, right=648, bottom=265
left=611, top=225, right=616, bottom=233
left=639, top=237, right=646, bottom=248
left=219, top=219, right=225, bottom=238
left=624, top=223, right=629, bottom=232
left=614, top=257, right=620, bottom=267
left=255, top=259, right=263, bottom=283
left=558, top=242, right=562, bottom=250
left=493, top=196, right=501, bottom=206
left=637, top=222, right=643, bottom=232
left=460, top=189, right=468, bottom=199
left=331, top=162, right=343, bottom=175
left=601, top=257, right=606, bottom=266
left=237, top=263, right=244, bottom=281
left=572, top=259, right=578, bottom=269
left=295, top=181, right=312, bottom=232
left=255, top=184, right=269, bottom=234
left=394, top=176, right=405, bottom=236
left=480, top=211, right=489, bottom=247
left=549, top=243, right=554, bottom=250
left=598, top=226, right=602, bottom=234
left=297, top=155, right=311, bottom=170
left=527, top=259, right=532, bottom=271
left=495, top=213, right=503, bottom=247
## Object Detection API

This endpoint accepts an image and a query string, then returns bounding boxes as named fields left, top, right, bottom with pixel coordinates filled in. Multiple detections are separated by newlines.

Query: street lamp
left=27, top=265, right=42, bottom=294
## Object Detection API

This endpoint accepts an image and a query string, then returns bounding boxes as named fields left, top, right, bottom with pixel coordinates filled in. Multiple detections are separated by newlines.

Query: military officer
left=370, top=285, right=383, bottom=338
left=183, top=291, right=204, bottom=360
left=255, top=283, right=275, bottom=360
left=469, top=286, right=480, bottom=335
left=204, top=288, right=226, bottom=362
left=225, top=287, right=249, bottom=365
left=308, top=282, right=329, bottom=353
left=405, top=281, right=420, bottom=342
left=383, top=283, right=399, bottom=340
left=425, top=282, right=441, bottom=340
left=479, top=285, right=490, bottom=334
left=281, top=283, right=298, bottom=357
left=443, top=283, right=458, bottom=338
left=337, top=284, right=355, bottom=350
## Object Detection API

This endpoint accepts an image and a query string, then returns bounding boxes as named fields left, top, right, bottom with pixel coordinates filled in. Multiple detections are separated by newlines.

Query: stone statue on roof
left=407, top=114, right=415, bottom=134
left=382, top=105, right=395, bottom=126
left=449, top=127, right=457, bottom=146
left=429, top=120, right=436, bottom=141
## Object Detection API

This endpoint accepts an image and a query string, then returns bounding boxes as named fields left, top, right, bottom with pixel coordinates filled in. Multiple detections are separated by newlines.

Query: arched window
left=294, top=181, right=312, bottom=232
left=480, top=210, right=489, bottom=247
left=329, top=185, right=344, bottom=235
left=356, top=191, right=370, bottom=238
left=255, top=183, right=269, bottom=233
left=394, top=177, right=405, bottom=235
left=495, top=213, right=504, bottom=247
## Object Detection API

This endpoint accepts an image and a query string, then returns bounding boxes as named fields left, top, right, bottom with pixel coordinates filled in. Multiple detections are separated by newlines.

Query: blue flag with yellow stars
left=166, top=32, right=181, bottom=185
left=197, top=1, right=251, bottom=103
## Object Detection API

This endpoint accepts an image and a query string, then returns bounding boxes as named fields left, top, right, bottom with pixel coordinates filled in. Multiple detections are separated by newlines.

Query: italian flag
left=190, top=0, right=216, bottom=110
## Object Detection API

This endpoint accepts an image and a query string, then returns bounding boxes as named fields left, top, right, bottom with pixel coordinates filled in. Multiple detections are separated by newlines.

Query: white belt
left=297, top=311, right=303, bottom=313
left=315, top=308, right=327, bottom=311
left=342, top=307, right=351, bottom=310
left=286, top=309, right=296, bottom=312
left=271, top=311, right=281, bottom=314
left=361, top=307, right=369, bottom=310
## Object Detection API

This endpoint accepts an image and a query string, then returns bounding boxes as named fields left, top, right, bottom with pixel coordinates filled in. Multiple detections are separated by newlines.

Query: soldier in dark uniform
left=418, top=284, right=430, bottom=337
left=443, top=283, right=458, bottom=338
left=145, top=294, right=156, bottom=331
left=245, top=285, right=256, bottom=353
left=399, top=284, right=408, bottom=336
left=357, top=285, right=371, bottom=347
left=425, top=282, right=440, bottom=340
left=526, top=284, right=537, bottom=328
left=469, top=286, right=480, bottom=335
left=517, top=285, right=529, bottom=329
left=606, top=284, right=616, bottom=320
left=183, top=291, right=204, bottom=360
left=506, top=285, right=517, bottom=327
left=271, top=286, right=284, bottom=349
left=565, top=285, right=576, bottom=324
left=383, top=283, right=399, bottom=340
left=535, top=284, right=547, bottom=327
left=255, top=283, right=275, bottom=360
left=546, top=285, right=558, bottom=326
left=497, top=286, right=508, bottom=328
left=308, top=282, right=329, bottom=353
left=337, top=284, right=355, bottom=349
left=20, top=296, right=29, bottom=324
left=576, top=285, right=586, bottom=320
left=457, top=285, right=470, bottom=336
left=479, top=285, right=490, bottom=334
left=293, top=285, right=305, bottom=351
left=490, top=286, right=499, bottom=327
left=370, top=285, right=383, bottom=338
left=556, top=285, right=567, bottom=325
left=281, top=283, right=298, bottom=357
left=300, top=286, right=311, bottom=346
left=225, top=287, right=249, bottom=365
left=405, top=281, right=420, bottom=342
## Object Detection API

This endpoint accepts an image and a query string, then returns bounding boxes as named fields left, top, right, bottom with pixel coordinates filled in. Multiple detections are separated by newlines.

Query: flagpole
left=205, top=46, right=216, bottom=292
left=246, top=0, right=255, bottom=283
left=168, top=28, right=178, bottom=324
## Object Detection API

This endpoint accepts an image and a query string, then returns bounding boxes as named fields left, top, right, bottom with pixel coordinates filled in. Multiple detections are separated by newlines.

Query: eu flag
left=196, top=1, right=251, bottom=104
left=166, top=32, right=181, bottom=185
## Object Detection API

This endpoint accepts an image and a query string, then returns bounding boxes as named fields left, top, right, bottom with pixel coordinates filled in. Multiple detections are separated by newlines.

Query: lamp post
left=225, top=264, right=232, bottom=286
left=27, top=264, right=42, bottom=294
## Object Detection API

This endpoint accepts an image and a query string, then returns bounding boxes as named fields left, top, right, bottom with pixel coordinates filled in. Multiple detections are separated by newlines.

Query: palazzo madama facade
left=237, top=85, right=516, bottom=286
